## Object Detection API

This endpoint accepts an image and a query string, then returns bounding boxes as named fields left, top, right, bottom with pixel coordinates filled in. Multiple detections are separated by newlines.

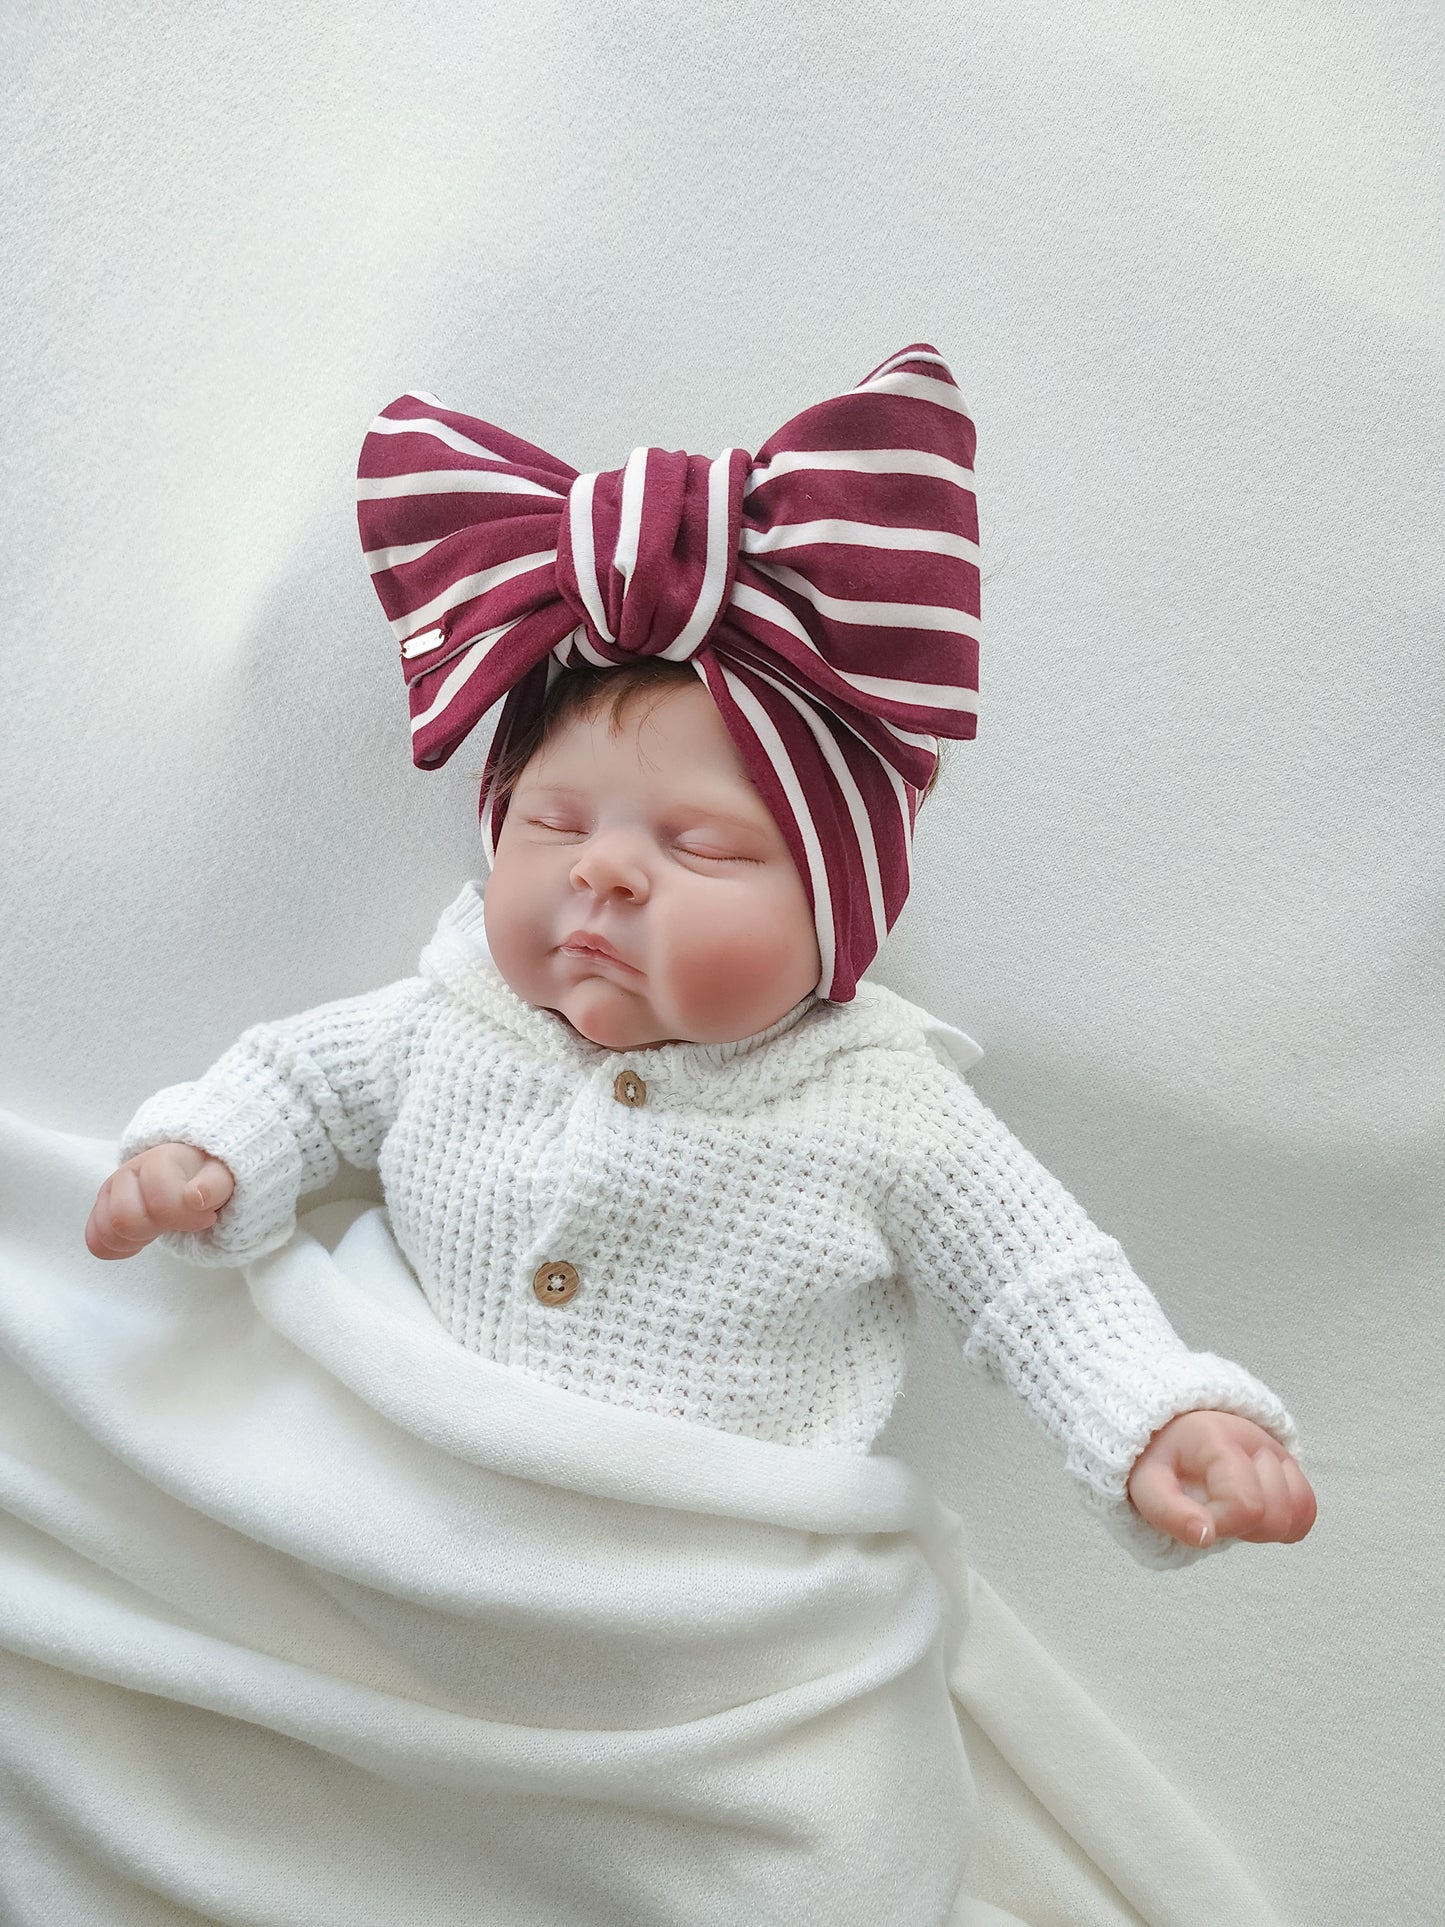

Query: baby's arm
left=882, top=1053, right=1300, bottom=1570
left=97, top=973, right=434, bottom=1269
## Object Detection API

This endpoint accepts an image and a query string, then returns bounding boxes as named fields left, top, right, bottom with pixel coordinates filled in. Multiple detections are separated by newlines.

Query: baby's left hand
left=1126, top=1410, right=1317, bottom=1549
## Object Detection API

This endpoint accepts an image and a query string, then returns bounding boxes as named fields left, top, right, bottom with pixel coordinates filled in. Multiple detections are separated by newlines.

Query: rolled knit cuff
left=116, top=1077, right=305, bottom=1270
left=962, top=1234, right=1301, bottom=1571
left=1066, top=1350, right=1301, bottom=1570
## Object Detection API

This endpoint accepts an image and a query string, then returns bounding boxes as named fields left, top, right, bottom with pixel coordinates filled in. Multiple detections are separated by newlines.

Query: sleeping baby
left=85, top=343, right=1315, bottom=1569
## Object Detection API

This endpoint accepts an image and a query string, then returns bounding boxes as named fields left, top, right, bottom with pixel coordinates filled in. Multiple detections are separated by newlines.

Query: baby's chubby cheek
left=480, top=874, right=558, bottom=996
left=666, top=909, right=820, bottom=1035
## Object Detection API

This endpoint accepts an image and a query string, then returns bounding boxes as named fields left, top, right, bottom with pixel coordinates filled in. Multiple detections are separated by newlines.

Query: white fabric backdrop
left=2, top=3, right=1441, bottom=1921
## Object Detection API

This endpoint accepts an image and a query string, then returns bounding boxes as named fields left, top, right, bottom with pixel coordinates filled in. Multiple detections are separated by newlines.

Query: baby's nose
left=570, top=834, right=650, bottom=899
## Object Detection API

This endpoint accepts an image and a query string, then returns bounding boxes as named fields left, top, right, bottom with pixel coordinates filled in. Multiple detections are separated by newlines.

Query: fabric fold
left=0, top=1109, right=1283, bottom=1927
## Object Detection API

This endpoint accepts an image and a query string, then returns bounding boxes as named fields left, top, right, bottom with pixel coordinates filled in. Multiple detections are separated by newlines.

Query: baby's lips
left=559, top=936, right=640, bottom=973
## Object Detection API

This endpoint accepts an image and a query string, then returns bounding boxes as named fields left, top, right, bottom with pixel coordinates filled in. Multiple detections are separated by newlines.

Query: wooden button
left=613, top=1069, right=647, bottom=1107
left=532, top=1259, right=580, bottom=1306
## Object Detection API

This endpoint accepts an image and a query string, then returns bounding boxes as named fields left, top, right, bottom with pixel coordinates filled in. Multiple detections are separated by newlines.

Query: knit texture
left=118, top=880, right=1299, bottom=1570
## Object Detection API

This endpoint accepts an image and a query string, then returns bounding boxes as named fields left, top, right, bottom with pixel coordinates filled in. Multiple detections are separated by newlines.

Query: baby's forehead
left=521, top=692, right=762, bottom=807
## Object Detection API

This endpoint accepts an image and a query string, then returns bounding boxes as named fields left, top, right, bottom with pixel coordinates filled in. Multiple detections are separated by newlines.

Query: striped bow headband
left=356, top=341, right=980, bottom=1001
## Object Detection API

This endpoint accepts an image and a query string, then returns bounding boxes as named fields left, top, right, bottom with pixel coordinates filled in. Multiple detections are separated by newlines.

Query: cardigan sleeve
left=115, top=973, right=434, bottom=1270
left=881, top=1053, right=1300, bottom=1570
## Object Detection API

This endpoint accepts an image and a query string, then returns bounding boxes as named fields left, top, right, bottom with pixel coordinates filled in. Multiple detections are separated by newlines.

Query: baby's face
left=483, top=679, right=822, bottom=1049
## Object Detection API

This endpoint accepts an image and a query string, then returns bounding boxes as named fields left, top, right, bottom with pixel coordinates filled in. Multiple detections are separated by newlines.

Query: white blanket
left=0, top=1111, right=1284, bottom=1927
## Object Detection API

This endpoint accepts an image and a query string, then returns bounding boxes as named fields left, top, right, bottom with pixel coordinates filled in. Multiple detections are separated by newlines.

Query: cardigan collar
left=417, top=879, right=985, bottom=1102
left=419, top=880, right=824, bottom=1079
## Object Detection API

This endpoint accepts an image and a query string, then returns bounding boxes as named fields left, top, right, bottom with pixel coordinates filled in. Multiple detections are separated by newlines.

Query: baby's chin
left=547, top=983, right=691, bottom=1052
left=548, top=970, right=807, bottom=1050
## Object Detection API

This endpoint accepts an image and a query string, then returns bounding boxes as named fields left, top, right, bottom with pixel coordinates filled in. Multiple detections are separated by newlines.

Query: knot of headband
left=356, top=341, right=980, bottom=1001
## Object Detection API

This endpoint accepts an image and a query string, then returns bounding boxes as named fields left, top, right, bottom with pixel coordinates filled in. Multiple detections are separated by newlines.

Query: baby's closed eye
left=676, top=847, right=759, bottom=863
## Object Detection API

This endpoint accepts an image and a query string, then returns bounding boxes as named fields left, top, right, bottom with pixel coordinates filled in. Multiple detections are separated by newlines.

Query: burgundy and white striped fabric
left=356, top=343, right=980, bottom=1001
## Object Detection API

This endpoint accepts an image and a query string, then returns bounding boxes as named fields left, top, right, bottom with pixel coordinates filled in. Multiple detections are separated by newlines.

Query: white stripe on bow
left=741, top=518, right=980, bottom=566
left=728, top=578, right=981, bottom=721
left=744, top=446, right=976, bottom=495
left=389, top=551, right=557, bottom=644
left=713, top=661, right=838, bottom=997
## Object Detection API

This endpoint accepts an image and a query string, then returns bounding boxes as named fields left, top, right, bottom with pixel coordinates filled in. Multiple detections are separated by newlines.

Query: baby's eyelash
left=524, top=821, right=756, bottom=863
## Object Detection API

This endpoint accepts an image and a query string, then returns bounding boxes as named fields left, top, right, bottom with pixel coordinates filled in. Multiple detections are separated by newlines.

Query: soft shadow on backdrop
left=3, top=4, right=1441, bottom=1921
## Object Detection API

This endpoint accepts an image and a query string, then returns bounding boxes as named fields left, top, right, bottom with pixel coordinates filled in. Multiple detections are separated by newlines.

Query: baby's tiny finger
left=1208, top=1456, right=1269, bottom=1544
left=1280, top=1457, right=1318, bottom=1542
left=181, top=1157, right=232, bottom=1218
left=88, top=1167, right=151, bottom=1257
left=84, top=1190, right=116, bottom=1260
left=134, top=1154, right=188, bottom=1230
left=1127, top=1456, right=1210, bottom=1547
left=1241, top=1448, right=1292, bottom=1542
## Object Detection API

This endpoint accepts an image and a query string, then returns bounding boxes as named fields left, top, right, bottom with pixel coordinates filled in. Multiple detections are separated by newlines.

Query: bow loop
left=726, top=348, right=981, bottom=780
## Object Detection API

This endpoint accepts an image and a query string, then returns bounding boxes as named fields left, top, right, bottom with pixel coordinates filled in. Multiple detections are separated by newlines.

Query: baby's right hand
left=85, top=1143, right=237, bottom=1260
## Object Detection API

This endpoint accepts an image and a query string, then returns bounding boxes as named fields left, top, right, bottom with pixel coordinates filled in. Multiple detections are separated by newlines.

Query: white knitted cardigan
left=119, top=880, right=1298, bottom=1569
